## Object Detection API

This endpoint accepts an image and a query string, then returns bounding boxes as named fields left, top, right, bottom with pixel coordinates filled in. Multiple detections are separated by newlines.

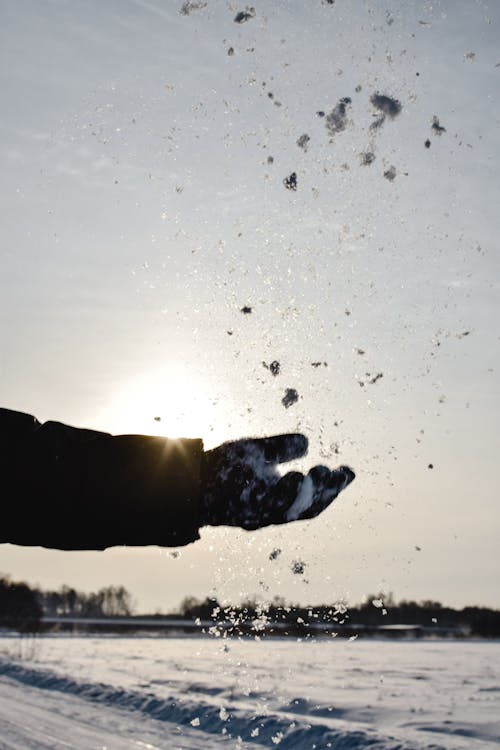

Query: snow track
left=0, top=658, right=439, bottom=750
left=0, top=665, right=249, bottom=750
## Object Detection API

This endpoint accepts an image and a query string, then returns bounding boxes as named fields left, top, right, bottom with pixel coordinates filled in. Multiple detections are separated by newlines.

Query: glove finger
left=308, top=464, right=355, bottom=491
left=207, top=434, right=308, bottom=470
left=297, top=465, right=355, bottom=520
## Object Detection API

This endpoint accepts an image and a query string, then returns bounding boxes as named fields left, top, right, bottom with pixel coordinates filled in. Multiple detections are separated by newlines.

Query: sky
left=1, top=0, right=499, bottom=613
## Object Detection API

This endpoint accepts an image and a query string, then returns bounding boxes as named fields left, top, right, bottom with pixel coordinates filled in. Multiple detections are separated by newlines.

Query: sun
left=95, top=366, right=230, bottom=447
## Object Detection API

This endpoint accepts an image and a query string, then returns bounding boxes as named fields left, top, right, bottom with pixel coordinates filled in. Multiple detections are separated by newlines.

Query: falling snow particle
left=234, top=7, right=255, bottom=23
left=432, top=116, right=446, bottom=135
left=372, top=599, right=384, bottom=608
left=179, top=1, right=207, bottom=15
left=297, top=133, right=310, bottom=151
left=190, top=717, right=200, bottom=726
left=282, top=388, right=299, bottom=408
left=272, top=732, right=284, bottom=744
left=370, top=93, right=402, bottom=119
left=325, top=97, right=352, bottom=137
left=262, top=360, right=280, bottom=374
left=283, top=172, right=297, bottom=190
left=370, top=93, right=402, bottom=130
left=270, top=360, right=281, bottom=376
left=360, top=151, right=376, bottom=166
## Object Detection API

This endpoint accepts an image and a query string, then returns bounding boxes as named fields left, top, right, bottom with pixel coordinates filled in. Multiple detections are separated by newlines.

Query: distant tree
left=178, top=596, right=221, bottom=619
left=0, top=575, right=42, bottom=632
left=100, top=585, right=134, bottom=616
left=462, top=606, right=500, bottom=638
left=46, top=590, right=62, bottom=615
left=420, top=599, right=442, bottom=609
left=59, top=585, right=77, bottom=615
left=178, top=596, right=201, bottom=617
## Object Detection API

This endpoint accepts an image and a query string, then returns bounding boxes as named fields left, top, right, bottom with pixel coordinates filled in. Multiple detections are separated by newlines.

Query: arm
left=1, top=408, right=355, bottom=551
left=0, top=408, right=203, bottom=549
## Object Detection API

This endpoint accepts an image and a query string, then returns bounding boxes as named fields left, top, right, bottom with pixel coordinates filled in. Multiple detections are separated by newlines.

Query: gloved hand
left=201, top=434, right=355, bottom=530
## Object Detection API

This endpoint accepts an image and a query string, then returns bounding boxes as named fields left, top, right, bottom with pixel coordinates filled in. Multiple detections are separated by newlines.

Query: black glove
left=201, top=434, right=355, bottom=530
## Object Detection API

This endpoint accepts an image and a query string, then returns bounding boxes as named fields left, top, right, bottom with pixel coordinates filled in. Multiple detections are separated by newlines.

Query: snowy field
left=0, top=635, right=499, bottom=749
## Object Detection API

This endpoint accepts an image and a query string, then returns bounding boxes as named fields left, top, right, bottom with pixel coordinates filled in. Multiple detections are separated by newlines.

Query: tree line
left=0, top=575, right=133, bottom=632
left=177, top=592, right=500, bottom=638
left=2, top=574, right=499, bottom=637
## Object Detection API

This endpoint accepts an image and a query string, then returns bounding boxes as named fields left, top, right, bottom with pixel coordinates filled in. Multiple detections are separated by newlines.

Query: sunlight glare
left=96, top=366, right=230, bottom=447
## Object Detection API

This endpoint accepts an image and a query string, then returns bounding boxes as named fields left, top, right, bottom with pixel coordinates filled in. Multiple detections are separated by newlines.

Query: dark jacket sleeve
left=0, top=408, right=204, bottom=550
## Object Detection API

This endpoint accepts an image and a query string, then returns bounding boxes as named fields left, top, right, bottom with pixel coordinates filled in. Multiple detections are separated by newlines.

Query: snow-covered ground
left=1, top=634, right=499, bottom=749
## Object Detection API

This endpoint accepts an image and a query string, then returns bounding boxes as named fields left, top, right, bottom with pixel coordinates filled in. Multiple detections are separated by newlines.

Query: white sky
left=1, top=0, right=499, bottom=613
